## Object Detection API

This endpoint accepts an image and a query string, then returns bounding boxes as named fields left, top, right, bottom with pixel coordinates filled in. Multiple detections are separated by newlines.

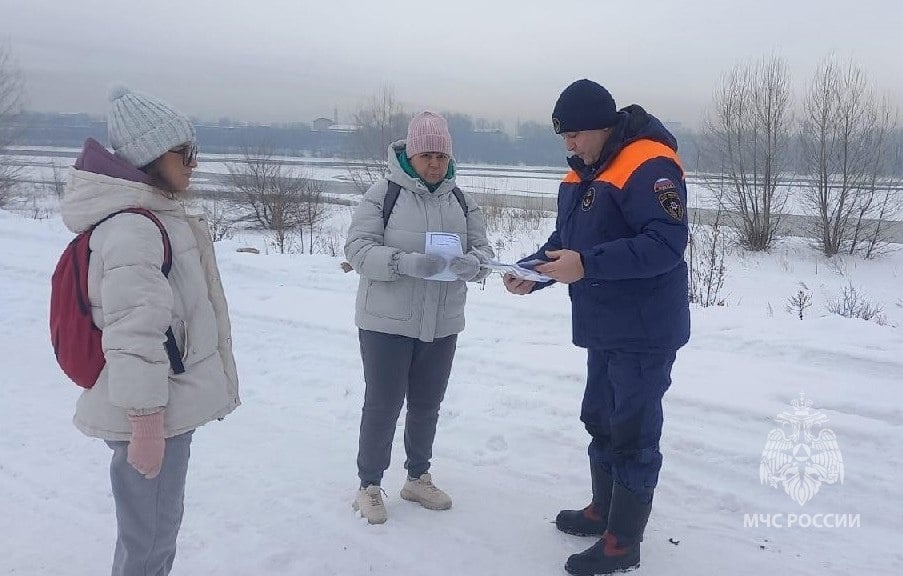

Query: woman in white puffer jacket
left=59, top=87, right=239, bottom=576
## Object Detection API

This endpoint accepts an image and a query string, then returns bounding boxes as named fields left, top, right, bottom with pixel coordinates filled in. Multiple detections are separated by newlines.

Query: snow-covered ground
left=1, top=191, right=902, bottom=574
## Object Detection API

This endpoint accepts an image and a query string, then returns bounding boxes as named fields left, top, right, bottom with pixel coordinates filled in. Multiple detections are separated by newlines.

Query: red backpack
left=50, top=208, right=185, bottom=388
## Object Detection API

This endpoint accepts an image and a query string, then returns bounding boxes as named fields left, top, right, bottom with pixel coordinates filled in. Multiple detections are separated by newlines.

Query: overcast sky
left=3, top=0, right=902, bottom=129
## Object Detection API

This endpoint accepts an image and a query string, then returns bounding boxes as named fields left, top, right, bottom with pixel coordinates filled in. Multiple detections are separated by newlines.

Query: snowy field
left=5, top=147, right=903, bottom=219
left=2, top=147, right=567, bottom=199
left=2, top=182, right=903, bottom=574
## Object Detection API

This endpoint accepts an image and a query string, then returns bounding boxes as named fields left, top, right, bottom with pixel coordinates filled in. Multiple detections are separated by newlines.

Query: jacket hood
left=619, top=104, right=678, bottom=150
left=61, top=139, right=183, bottom=234
left=385, top=140, right=458, bottom=197
left=74, top=137, right=152, bottom=184
left=568, top=105, right=678, bottom=176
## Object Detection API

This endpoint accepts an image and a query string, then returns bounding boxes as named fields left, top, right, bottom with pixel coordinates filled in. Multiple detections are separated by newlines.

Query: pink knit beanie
left=406, top=111, right=453, bottom=158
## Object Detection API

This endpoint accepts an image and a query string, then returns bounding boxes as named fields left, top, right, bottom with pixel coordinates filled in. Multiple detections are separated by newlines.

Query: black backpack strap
left=91, top=208, right=185, bottom=375
left=382, top=181, right=402, bottom=229
left=162, top=327, right=185, bottom=375
left=451, top=187, right=468, bottom=216
left=451, top=187, right=471, bottom=252
left=382, top=182, right=469, bottom=229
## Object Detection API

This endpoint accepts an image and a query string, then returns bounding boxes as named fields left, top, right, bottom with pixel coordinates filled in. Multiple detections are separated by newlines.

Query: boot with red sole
left=556, top=461, right=613, bottom=536
left=564, top=483, right=652, bottom=575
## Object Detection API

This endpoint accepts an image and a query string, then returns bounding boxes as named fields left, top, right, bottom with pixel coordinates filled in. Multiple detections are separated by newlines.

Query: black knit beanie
left=552, top=79, right=619, bottom=134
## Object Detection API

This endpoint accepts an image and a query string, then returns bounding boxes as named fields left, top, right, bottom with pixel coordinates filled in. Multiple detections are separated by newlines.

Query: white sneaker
left=400, top=473, right=452, bottom=510
left=353, top=485, right=388, bottom=524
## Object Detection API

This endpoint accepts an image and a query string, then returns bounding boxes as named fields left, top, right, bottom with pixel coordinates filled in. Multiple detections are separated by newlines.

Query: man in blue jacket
left=504, top=79, right=690, bottom=575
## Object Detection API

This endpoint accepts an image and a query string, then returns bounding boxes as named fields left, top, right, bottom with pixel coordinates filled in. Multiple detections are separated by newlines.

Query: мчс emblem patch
left=582, top=187, right=596, bottom=211
left=658, top=190, right=683, bottom=221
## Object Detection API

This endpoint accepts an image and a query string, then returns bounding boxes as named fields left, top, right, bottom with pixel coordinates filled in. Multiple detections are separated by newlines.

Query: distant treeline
left=10, top=111, right=700, bottom=169
left=12, top=111, right=903, bottom=177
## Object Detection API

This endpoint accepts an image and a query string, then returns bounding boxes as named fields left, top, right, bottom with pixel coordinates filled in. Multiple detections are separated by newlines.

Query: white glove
left=449, top=254, right=481, bottom=281
left=397, top=253, right=446, bottom=279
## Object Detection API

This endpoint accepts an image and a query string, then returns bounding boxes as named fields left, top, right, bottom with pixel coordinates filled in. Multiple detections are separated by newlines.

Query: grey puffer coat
left=344, top=141, right=493, bottom=342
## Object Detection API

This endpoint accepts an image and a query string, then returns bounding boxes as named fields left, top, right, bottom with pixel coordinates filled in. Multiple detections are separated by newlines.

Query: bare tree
left=46, top=162, right=66, bottom=200
left=347, top=86, right=408, bottom=192
left=800, top=58, right=899, bottom=258
left=200, top=191, right=240, bottom=242
left=227, top=147, right=305, bottom=254
left=346, top=162, right=388, bottom=195
left=296, top=176, right=329, bottom=254
left=227, top=147, right=330, bottom=254
left=0, top=42, right=26, bottom=207
left=849, top=104, right=899, bottom=259
left=859, top=136, right=902, bottom=258
left=700, top=56, right=792, bottom=251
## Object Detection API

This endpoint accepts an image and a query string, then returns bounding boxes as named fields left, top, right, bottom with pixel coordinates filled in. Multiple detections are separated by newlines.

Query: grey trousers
left=106, top=431, right=193, bottom=576
left=357, top=329, right=457, bottom=486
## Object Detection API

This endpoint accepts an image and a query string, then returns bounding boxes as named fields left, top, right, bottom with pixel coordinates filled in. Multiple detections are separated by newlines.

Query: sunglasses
left=169, top=142, right=198, bottom=166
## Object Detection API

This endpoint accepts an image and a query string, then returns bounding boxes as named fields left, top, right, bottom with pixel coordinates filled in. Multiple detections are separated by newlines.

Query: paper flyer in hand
left=483, top=260, right=552, bottom=282
left=424, top=232, right=463, bottom=281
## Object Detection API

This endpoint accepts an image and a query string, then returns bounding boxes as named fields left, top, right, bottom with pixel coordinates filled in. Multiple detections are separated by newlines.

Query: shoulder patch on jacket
left=653, top=178, right=677, bottom=193
left=657, top=190, right=683, bottom=221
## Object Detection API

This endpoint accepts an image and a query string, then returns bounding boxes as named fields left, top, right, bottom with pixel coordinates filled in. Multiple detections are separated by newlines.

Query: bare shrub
left=296, top=177, right=330, bottom=254
left=46, top=162, right=66, bottom=200
left=826, top=282, right=885, bottom=323
left=688, top=203, right=728, bottom=307
left=201, top=192, right=239, bottom=242
left=471, top=177, right=549, bottom=241
left=315, top=227, right=344, bottom=257
left=785, top=282, right=813, bottom=320
left=228, top=146, right=311, bottom=254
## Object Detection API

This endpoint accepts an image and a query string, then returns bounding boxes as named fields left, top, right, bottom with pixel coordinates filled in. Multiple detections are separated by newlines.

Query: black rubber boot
left=556, top=462, right=613, bottom=537
left=564, top=484, right=652, bottom=575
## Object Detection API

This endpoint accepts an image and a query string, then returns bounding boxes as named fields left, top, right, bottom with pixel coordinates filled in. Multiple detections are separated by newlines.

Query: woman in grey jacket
left=60, top=88, right=239, bottom=575
left=344, top=111, right=493, bottom=524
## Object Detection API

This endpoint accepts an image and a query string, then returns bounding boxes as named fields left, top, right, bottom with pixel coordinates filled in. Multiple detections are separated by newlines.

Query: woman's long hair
left=140, top=157, right=181, bottom=199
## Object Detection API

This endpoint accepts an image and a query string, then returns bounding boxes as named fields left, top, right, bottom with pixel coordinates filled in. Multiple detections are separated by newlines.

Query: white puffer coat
left=60, top=169, right=240, bottom=440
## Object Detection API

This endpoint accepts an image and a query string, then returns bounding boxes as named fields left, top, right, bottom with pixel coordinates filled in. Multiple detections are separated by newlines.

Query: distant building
left=312, top=117, right=335, bottom=132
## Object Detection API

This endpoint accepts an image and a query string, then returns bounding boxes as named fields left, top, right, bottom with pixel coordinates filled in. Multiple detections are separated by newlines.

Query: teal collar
left=397, top=149, right=455, bottom=192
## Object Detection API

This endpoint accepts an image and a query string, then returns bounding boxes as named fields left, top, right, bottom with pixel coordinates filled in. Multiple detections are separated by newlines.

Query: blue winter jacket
left=524, top=105, right=690, bottom=351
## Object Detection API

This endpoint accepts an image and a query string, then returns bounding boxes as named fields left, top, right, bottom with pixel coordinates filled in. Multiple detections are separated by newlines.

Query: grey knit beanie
left=107, top=86, right=196, bottom=168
